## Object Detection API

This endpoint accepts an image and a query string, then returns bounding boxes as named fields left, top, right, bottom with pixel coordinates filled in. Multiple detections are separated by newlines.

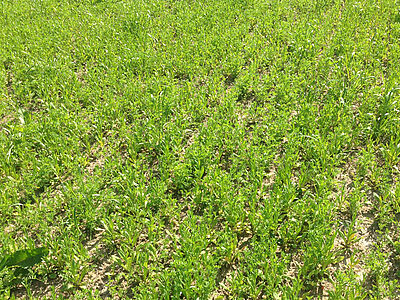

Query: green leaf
left=2, top=247, right=49, bottom=269
left=0, top=255, right=10, bottom=272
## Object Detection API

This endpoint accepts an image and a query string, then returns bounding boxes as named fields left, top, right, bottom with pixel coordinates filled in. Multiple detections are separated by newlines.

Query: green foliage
left=1, top=0, right=400, bottom=298
left=0, top=247, right=48, bottom=294
left=0, top=247, right=48, bottom=271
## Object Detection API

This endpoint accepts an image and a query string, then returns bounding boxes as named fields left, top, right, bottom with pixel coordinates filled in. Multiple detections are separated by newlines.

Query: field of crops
left=1, top=0, right=400, bottom=298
